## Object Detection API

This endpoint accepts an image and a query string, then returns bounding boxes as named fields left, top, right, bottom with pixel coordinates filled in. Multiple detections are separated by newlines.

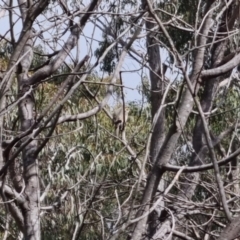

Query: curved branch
left=0, top=182, right=25, bottom=205
left=164, top=147, right=240, bottom=172
left=28, top=0, right=102, bottom=86
left=201, top=53, right=240, bottom=77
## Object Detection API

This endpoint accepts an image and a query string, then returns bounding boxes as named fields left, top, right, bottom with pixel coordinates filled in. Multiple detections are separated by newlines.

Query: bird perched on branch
left=112, top=106, right=130, bottom=137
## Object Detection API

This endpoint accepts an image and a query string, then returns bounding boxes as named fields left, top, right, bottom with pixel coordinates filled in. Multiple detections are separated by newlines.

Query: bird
left=112, top=106, right=130, bottom=137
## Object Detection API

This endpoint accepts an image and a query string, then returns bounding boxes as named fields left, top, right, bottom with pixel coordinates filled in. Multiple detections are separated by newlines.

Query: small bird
left=112, top=106, right=130, bottom=137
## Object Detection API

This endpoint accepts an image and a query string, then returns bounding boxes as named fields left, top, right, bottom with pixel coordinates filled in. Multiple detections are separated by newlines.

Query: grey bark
left=144, top=6, right=166, bottom=238
left=131, top=1, right=216, bottom=239
left=219, top=218, right=240, bottom=240
left=17, top=2, right=40, bottom=237
left=2, top=1, right=102, bottom=239
left=152, top=2, right=239, bottom=239
left=173, top=5, right=238, bottom=238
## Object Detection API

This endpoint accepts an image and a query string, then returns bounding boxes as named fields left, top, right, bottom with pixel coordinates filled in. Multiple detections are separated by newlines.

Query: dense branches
left=0, top=0, right=240, bottom=239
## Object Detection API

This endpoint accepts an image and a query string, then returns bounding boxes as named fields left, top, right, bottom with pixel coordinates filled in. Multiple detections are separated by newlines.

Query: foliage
left=1, top=1, right=240, bottom=239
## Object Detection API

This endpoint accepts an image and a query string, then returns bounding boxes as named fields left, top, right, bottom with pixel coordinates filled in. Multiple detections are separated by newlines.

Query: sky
left=0, top=0, right=171, bottom=104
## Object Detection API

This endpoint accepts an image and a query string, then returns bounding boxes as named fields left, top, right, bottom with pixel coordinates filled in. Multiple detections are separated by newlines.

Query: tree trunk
left=17, top=32, right=40, bottom=239
left=144, top=4, right=166, bottom=238
left=131, top=1, right=215, bottom=239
